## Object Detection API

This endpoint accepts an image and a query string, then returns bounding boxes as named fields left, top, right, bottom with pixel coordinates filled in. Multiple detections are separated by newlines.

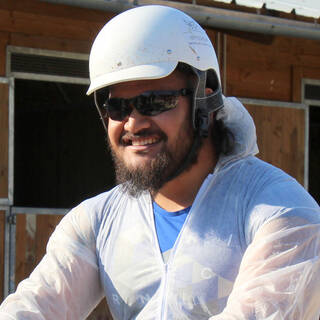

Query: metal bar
left=240, top=98, right=306, bottom=110
left=5, top=48, right=10, bottom=78
left=3, top=208, right=10, bottom=298
left=0, top=77, right=10, bottom=206
left=8, top=78, right=14, bottom=205
left=303, top=99, right=320, bottom=107
left=11, top=207, right=69, bottom=215
left=9, top=72, right=90, bottom=85
left=0, top=199, right=10, bottom=206
left=41, top=0, right=320, bottom=41
left=304, top=106, right=309, bottom=190
left=302, top=78, right=320, bottom=86
left=7, top=46, right=89, bottom=61
left=301, top=78, right=310, bottom=191
left=9, top=207, right=16, bottom=294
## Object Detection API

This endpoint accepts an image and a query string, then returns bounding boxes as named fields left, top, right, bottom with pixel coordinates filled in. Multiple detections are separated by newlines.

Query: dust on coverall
left=0, top=97, right=319, bottom=320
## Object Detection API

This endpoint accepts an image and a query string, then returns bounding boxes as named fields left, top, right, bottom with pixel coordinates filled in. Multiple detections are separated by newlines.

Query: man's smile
left=131, top=137, right=159, bottom=146
left=121, top=133, right=163, bottom=147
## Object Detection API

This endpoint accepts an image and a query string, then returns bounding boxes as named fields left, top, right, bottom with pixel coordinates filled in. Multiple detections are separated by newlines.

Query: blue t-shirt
left=153, top=201, right=191, bottom=254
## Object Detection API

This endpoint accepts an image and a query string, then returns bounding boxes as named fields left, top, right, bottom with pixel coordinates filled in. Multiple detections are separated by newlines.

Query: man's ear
left=205, top=87, right=213, bottom=96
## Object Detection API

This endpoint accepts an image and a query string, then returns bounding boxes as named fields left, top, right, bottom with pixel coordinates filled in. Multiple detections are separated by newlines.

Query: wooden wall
left=15, top=214, right=64, bottom=285
left=0, top=0, right=114, bottom=78
left=245, top=104, right=305, bottom=184
left=0, top=0, right=319, bottom=318
left=225, top=32, right=320, bottom=101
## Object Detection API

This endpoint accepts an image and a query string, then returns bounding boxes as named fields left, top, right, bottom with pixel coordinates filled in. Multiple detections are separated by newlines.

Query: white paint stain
left=26, top=214, right=36, bottom=239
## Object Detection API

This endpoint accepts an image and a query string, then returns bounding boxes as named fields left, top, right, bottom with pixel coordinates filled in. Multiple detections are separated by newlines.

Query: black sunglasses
left=97, top=88, right=192, bottom=121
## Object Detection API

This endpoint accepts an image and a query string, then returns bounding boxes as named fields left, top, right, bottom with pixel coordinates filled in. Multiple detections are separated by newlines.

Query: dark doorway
left=309, top=106, right=320, bottom=204
left=14, top=79, right=115, bottom=208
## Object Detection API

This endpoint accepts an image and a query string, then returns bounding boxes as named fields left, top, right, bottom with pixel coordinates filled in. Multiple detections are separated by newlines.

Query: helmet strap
left=94, top=90, right=109, bottom=134
left=163, top=68, right=224, bottom=182
left=191, top=68, right=224, bottom=137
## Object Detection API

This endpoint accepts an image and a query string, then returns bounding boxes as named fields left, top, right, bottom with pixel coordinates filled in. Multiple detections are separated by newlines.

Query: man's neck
left=153, top=138, right=217, bottom=212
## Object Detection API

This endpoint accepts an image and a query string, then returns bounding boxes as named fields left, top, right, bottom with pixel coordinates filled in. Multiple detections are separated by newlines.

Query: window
left=14, top=79, right=115, bottom=208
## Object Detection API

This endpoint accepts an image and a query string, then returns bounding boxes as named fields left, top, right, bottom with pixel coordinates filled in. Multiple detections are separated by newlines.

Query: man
left=1, top=5, right=320, bottom=320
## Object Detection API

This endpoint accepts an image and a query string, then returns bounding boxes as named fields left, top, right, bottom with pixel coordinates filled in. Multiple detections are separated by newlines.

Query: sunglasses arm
left=94, top=91, right=109, bottom=134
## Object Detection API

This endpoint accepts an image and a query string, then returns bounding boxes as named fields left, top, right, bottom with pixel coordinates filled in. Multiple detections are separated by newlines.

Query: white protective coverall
left=0, top=97, right=320, bottom=320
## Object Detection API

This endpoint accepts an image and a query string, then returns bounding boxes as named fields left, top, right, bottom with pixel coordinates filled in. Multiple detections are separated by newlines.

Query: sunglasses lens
left=137, top=95, right=179, bottom=116
left=107, top=98, right=132, bottom=121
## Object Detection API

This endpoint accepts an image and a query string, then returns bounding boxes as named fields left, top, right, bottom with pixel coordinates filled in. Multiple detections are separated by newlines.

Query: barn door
left=242, top=99, right=306, bottom=186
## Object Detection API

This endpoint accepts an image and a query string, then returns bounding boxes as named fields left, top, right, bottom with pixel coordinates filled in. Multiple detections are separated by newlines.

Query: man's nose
left=123, top=107, right=151, bottom=133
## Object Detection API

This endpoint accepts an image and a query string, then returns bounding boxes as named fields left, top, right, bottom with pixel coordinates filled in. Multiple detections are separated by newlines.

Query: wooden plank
left=205, top=28, right=227, bottom=92
left=227, top=60, right=291, bottom=101
left=0, top=82, right=8, bottom=199
left=35, top=214, right=63, bottom=265
left=15, top=214, right=27, bottom=286
left=11, top=32, right=91, bottom=54
left=225, top=33, right=320, bottom=102
left=226, top=33, right=320, bottom=68
left=0, top=0, right=114, bottom=23
left=0, top=10, right=12, bottom=33
left=292, top=65, right=303, bottom=102
left=15, top=213, right=63, bottom=285
left=0, top=31, right=9, bottom=76
left=0, top=4, right=107, bottom=42
left=245, top=104, right=305, bottom=184
left=226, top=34, right=292, bottom=101
left=11, top=11, right=104, bottom=41
left=291, top=38, right=320, bottom=66
left=15, top=214, right=45, bottom=287
left=24, top=214, right=37, bottom=279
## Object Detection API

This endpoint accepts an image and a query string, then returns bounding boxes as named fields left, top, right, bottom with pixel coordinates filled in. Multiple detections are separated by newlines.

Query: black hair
left=211, top=118, right=235, bottom=156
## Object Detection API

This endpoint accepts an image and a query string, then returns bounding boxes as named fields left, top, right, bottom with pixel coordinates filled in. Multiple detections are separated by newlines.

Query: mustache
left=120, top=129, right=167, bottom=142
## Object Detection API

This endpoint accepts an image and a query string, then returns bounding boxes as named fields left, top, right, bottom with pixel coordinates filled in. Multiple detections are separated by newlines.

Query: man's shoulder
left=217, top=156, right=294, bottom=187
left=225, top=157, right=320, bottom=245
left=217, top=156, right=318, bottom=211
left=81, top=184, right=138, bottom=210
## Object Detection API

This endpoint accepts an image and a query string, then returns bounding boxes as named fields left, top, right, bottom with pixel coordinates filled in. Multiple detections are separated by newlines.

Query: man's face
left=107, top=70, right=194, bottom=196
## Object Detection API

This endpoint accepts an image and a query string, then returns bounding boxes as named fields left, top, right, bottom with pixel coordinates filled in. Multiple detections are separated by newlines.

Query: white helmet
left=87, top=5, right=223, bottom=137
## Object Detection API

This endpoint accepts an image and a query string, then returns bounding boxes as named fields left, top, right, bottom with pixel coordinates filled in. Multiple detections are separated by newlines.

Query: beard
left=109, top=119, right=199, bottom=197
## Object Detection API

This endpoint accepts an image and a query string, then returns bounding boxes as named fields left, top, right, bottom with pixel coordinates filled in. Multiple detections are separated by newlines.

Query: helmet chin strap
left=192, top=68, right=224, bottom=137
left=164, top=68, right=224, bottom=183
left=94, top=91, right=109, bottom=134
